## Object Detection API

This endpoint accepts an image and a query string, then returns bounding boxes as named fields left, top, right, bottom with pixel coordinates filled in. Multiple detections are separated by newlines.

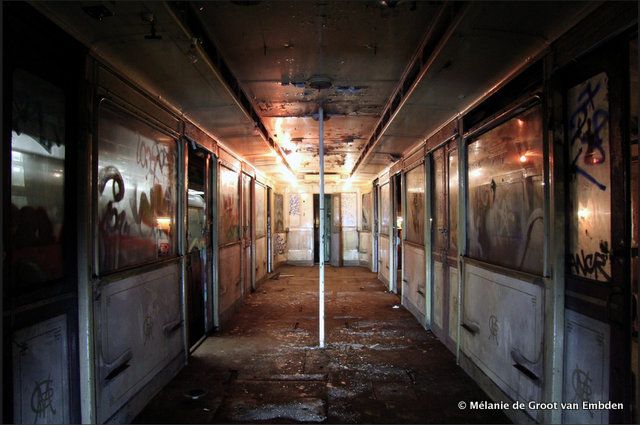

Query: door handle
left=103, top=349, right=133, bottom=382
left=461, top=322, right=479, bottom=335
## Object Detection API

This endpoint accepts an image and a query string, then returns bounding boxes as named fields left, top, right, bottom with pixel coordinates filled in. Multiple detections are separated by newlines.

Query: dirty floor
left=134, top=266, right=510, bottom=424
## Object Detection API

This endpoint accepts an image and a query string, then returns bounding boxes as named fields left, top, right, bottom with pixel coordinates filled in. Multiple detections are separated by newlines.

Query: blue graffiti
left=569, top=80, right=609, bottom=191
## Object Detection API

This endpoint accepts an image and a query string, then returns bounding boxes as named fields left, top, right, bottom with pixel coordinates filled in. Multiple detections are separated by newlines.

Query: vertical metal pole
left=319, top=106, right=325, bottom=348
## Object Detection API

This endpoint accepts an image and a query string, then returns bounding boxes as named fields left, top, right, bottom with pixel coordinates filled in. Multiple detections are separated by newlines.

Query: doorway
left=372, top=181, right=379, bottom=273
left=242, top=173, right=253, bottom=294
left=187, top=147, right=211, bottom=349
left=392, top=173, right=403, bottom=296
left=313, top=194, right=331, bottom=264
left=429, top=139, right=459, bottom=350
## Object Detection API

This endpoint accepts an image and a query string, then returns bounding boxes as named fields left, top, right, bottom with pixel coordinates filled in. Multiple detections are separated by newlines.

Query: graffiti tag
left=137, top=139, right=169, bottom=183
left=31, top=375, right=56, bottom=422
left=488, top=315, right=499, bottom=346
left=572, top=367, right=594, bottom=418
left=569, top=241, right=610, bottom=281
left=569, top=78, right=609, bottom=191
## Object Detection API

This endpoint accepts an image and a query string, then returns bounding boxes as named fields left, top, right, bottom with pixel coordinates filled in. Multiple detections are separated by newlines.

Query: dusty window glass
left=10, top=69, right=66, bottom=286
left=405, top=164, right=425, bottom=245
left=432, top=150, right=446, bottom=252
left=448, top=149, right=459, bottom=257
left=187, top=151, right=206, bottom=252
left=97, top=105, right=178, bottom=274
left=274, top=193, right=284, bottom=233
left=255, top=184, right=266, bottom=238
left=467, top=106, right=544, bottom=275
left=242, top=174, right=252, bottom=239
left=567, top=73, right=611, bottom=282
left=380, top=182, right=390, bottom=236
left=219, top=165, right=240, bottom=245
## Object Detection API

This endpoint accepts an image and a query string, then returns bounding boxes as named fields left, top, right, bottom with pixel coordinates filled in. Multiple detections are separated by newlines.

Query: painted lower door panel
left=461, top=263, right=543, bottom=418
left=95, top=263, right=182, bottom=423
left=342, top=229, right=359, bottom=263
left=255, top=236, right=267, bottom=282
left=378, top=235, right=390, bottom=284
left=562, top=310, right=610, bottom=424
left=288, top=229, right=313, bottom=263
left=402, top=243, right=426, bottom=322
left=358, top=231, right=371, bottom=267
left=12, top=315, right=70, bottom=424
left=219, top=244, right=242, bottom=317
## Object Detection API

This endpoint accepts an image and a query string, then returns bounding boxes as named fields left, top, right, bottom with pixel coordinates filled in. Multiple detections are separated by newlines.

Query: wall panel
left=219, top=244, right=242, bottom=319
left=461, top=263, right=543, bottom=420
left=95, top=264, right=182, bottom=423
left=379, top=235, right=390, bottom=284
left=256, top=237, right=267, bottom=282
left=402, top=243, right=426, bottom=323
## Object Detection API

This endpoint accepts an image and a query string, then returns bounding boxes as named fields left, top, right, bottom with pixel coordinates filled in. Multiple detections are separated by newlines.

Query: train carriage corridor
left=134, top=266, right=509, bottom=424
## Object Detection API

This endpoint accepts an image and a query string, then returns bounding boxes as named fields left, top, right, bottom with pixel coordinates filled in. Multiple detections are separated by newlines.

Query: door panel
left=378, top=183, right=391, bottom=284
left=561, top=38, right=631, bottom=423
left=242, top=174, right=253, bottom=294
left=330, top=195, right=341, bottom=267
left=430, top=141, right=458, bottom=350
left=187, top=148, right=209, bottom=348
left=255, top=183, right=267, bottom=282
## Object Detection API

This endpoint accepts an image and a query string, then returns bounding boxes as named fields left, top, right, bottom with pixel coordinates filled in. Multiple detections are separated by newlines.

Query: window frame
left=93, top=99, right=180, bottom=277
left=464, top=98, right=549, bottom=277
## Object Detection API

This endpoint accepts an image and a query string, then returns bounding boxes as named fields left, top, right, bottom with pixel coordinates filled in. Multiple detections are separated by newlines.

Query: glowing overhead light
left=280, top=164, right=297, bottom=184
left=519, top=154, right=528, bottom=163
left=470, top=168, right=483, bottom=178
left=516, top=118, right=525, bottom=127
left=280, top=132, right=296, bottom=151
left=287, top=152, right=302, bottom=170
left=577, top=208, right=591, bottom=220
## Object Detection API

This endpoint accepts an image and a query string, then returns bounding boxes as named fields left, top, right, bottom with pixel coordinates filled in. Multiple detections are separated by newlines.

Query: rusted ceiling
left=192, top=0, right=440, bottom=179
left=32, top=0, right=598, bottom=188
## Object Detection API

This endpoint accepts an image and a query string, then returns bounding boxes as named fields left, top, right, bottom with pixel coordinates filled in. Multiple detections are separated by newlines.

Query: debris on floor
left=134, top=266, right=510, bottom=424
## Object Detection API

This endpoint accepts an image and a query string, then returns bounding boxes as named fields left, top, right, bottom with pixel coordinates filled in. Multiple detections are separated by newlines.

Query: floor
left=134, top=266, right=510, bottom=424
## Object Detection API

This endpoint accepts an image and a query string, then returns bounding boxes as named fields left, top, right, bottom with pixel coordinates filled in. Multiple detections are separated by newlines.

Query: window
left=10, top=69, right=66, bottom=286
left=567, top=73, right=611, bottom=282
left=219, top=165, right=240, bottom=245
left=467, top=105, right=544, bottom=274
left=405, top=164, right=425, bottom=245
left=97, top=105, right=178, bottom=274
left=380, top=182, right=390, bottom=236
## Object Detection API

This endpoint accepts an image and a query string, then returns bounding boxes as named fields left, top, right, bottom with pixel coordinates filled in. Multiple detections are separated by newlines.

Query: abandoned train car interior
left=1, top=1, right=639, bottom=424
